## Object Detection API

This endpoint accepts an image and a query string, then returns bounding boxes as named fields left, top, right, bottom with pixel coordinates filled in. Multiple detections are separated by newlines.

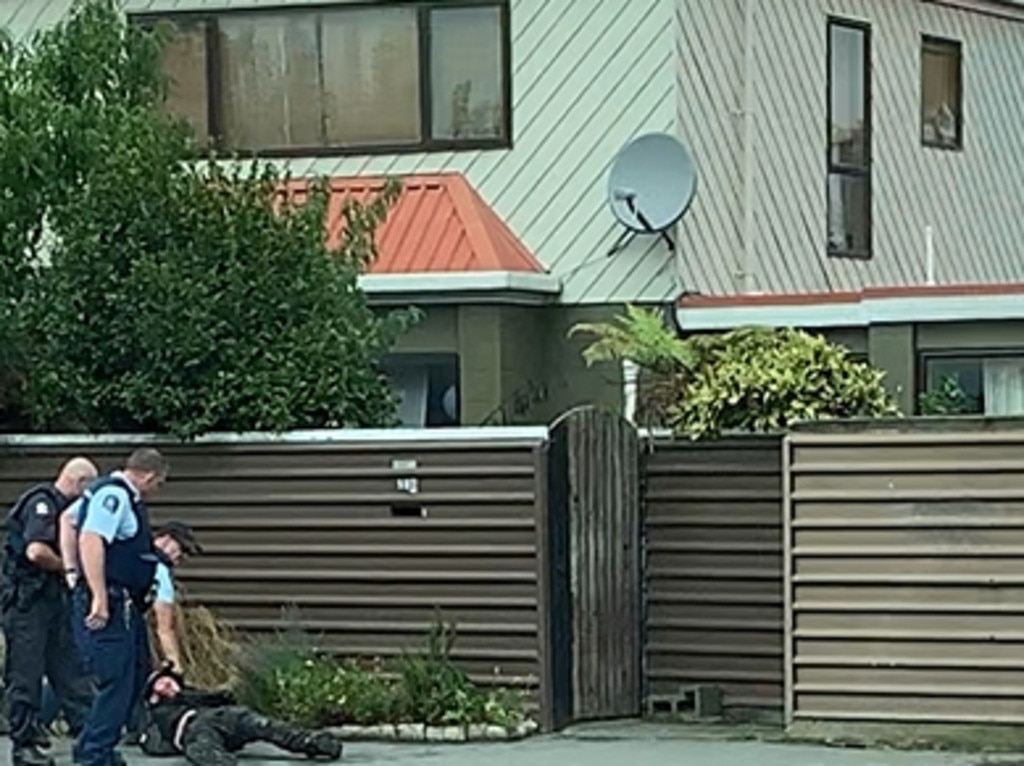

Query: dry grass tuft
left=147, top=587, right=241, bottom=689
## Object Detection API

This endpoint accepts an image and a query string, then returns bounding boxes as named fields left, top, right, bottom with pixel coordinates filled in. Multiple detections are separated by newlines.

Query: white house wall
left=676, top=0, right=1024, bottom=296
left=1, top=0, right=678, bottom=305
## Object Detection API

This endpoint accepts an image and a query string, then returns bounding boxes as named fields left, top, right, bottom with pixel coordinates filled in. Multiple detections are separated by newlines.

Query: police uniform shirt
left=19, top=487, right=66, bottom=555
left=80, top=471, right=140, bottom=544
left=153, top=562, right=175, bottom=606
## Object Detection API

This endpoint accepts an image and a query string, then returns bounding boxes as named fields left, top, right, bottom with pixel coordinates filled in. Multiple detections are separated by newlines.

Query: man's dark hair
left=126, top=447, right=170, bottom=478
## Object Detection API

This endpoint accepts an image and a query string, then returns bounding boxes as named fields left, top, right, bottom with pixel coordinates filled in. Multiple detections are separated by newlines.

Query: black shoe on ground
left=31, top=724, right=52, bottom=750
left=306, top=731, right=343, bottom=760
left=12, top=744, right=56, bottom=766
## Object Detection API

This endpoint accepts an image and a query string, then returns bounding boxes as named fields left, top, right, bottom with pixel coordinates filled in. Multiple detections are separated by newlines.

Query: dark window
left=921, top=36, right=963, bottom=150
left=918, top=353, right=1024, bottom=415
left=381, top=353, right=460, bottom=427
left=826, top=19, right=871, bottom=259
left=136, top=3, right=511, bottom=157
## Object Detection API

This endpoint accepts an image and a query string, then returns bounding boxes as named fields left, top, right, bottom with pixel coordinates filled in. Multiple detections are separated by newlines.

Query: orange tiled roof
left=286, top=173, right=546, bottom=275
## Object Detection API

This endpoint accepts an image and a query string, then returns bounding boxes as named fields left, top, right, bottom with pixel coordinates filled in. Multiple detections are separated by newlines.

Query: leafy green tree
left=3, top=0, right=416, bottom=437
left=572, top=306, right=900, bottom=438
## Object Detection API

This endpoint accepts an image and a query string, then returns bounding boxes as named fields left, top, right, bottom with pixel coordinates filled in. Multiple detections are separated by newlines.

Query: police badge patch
left=103, top=495, right=120, bottom=513
left=35, top=501, right=50, bottom=516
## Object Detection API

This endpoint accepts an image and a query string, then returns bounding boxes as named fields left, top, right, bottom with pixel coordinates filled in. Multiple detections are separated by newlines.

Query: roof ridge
left=444, top=175, right=503, bottom=270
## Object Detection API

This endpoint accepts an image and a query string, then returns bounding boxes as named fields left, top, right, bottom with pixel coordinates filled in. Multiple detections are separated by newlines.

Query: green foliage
left=0, top=0, right=416, bottom=436
left=234, top=613, right=527, bottom=730
left=572, top=307, right=900, bottom=439
left=568, top=304, right=696, bottom=374
left=668, top=327, right=899, bottom=438
left=918, top=374, right=976, bottom=415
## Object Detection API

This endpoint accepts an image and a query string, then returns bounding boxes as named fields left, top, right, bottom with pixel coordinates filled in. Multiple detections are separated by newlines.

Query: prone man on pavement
left=139, top=662, right=342, bottom=765
left=2, top=456, right=99, bottom=766
left=73, top=447, right=169, bottom=766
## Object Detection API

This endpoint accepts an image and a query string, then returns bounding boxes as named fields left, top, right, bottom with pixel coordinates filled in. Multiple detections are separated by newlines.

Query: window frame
left=916, top=348, right=1024, bottom=415
left=825, top=17, right=873, bottom=260
left=131, top=0, right=513, bottom=158
left=920, top=35, right=964, bottom=152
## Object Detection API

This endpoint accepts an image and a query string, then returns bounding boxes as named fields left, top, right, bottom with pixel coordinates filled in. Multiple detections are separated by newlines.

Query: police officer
left=39, top=519, right=202, bottom=742
left=2, top=457, right=99, bottom=766
left=73, top=447, right=169, bottom=766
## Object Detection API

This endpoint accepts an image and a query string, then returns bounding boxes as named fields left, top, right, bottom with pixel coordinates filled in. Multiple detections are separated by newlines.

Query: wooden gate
left=547, top=406, right=642, bottom=727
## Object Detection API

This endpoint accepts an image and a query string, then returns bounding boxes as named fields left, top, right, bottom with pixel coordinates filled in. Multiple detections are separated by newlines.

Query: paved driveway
left=19, top=726, right=1022, bottom=766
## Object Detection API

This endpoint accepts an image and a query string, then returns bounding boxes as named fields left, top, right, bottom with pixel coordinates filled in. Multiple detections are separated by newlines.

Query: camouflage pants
left=179, top=706, right=342, bottom=765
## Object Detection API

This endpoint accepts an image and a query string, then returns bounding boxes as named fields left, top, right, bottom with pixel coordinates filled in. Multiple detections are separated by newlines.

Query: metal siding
left=786, top=423, right=1024, bottom=725
left=0, top=437, right=550, bottom=712
left=643, top=436, right=785, bottom=712
left=675, top=0, right=1024, bottom=296
left=0, top=0, right=676, bottom=305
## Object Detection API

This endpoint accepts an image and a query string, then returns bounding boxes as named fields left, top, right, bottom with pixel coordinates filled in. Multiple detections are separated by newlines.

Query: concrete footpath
left=18, top=723, right=1024, bottom=766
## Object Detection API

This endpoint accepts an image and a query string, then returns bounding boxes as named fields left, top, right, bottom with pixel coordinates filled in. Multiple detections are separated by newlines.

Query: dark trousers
left=180, top=707, right=337, bottom=766
left=74, top=591, right=149, bottom=766
left=1, top=585, right=93, bottom=747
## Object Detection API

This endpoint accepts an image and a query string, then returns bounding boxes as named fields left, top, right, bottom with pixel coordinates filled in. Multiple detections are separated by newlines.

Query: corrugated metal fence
left=643, top=435, right=785, bottom=714
left=785, top=422, right=1024, bottom=726
left=0, top=429, right=555, bottom=725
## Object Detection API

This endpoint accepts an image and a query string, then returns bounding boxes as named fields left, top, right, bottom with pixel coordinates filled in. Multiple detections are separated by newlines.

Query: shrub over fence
left=571, top=305, right=899, bottom=437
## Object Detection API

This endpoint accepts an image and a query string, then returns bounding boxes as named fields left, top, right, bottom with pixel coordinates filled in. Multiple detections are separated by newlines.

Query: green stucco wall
left=384, top=303, right=626, bottom=426
left=868, top=324, right=917, bottom=414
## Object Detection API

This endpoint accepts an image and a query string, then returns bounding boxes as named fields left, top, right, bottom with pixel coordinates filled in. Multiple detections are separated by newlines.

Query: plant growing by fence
left=571, top=306, right=900, bottom=438
left=233, top=611, right=527, bottom=730
left=1, top=0, right=418, bottom=436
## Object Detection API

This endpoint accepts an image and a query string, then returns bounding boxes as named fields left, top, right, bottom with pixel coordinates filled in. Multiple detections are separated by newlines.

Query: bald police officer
left=2, top=457, right=99, bottom=766
left=74, top=448, right=169, bottom=766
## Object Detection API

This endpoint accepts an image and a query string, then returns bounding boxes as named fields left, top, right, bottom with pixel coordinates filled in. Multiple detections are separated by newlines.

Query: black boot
left=12, top=744, right=56, bottom=766
left=304, top=731, right=343, bottom=761
left=31, top=723, right=52, bottom=750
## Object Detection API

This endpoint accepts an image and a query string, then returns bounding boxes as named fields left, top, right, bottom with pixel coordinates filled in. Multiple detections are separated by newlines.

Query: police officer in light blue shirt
left=73, top=448, right=169, bottom=766
left=43, top=517, right=201, bottom=747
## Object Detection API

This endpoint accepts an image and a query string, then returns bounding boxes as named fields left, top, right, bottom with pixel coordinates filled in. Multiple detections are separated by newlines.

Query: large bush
left=572, top=305, right=900, bottom=439
left=1, top=0, right=415, bottom=437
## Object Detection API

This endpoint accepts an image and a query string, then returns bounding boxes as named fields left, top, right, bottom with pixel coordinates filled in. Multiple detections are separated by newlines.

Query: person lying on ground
left=137, top=663, right=342, bottom=765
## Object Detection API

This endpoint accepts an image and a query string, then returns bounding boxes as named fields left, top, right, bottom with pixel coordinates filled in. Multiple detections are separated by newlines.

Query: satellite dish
left=606, top=132, right=698, bottom=256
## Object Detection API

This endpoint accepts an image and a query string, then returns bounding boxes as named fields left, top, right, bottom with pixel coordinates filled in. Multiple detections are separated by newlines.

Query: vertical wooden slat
left=552, top=406, right=643, bottom=722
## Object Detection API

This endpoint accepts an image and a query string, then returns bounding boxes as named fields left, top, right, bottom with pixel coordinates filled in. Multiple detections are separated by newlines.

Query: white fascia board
left=0, top=426, right=550, bottom=447
left=677, top=292, right=1024, bottom=331
left=358, top=271, right=562, bottom=296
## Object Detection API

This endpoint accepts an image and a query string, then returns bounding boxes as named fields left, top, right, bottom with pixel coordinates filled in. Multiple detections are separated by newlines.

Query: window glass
left=921, top=38, right=962, bottom=149
left=158, top=19, right=210, bottom=143
left=829, top=23, right=868, bottom=167
left=218, top=12, right=322, bottom=150
left=321, top=8, right=422, bottom=147
left=826, top=172, right=870, bottom=255
left=139, top=4, right=509, bottom=155
left=429, top=6, right=505, bottom=141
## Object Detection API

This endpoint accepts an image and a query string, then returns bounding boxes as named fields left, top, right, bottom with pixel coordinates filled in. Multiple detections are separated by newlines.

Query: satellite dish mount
left=605, top=133, right=698, bottom=258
